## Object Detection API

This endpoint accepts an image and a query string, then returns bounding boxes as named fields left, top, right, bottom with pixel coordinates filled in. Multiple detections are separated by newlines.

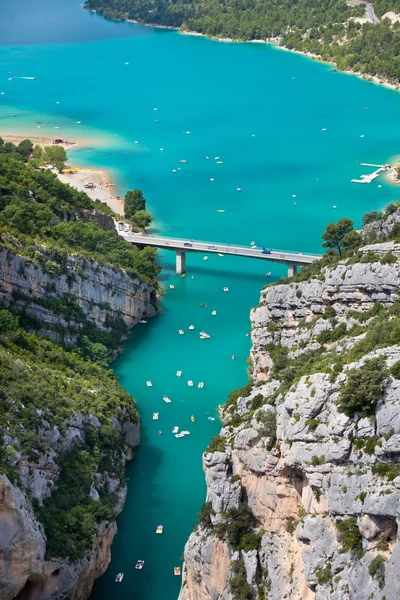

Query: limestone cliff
left=0, top=237, right=154, bottom=600
left=179, top=234, right=400, bottom=599
left=0, top=241, right=156, bottom=348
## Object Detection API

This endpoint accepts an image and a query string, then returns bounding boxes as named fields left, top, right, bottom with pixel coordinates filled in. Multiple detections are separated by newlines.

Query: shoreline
left=58, top=166, right=124, bottom=216
left=0, top=132, right=82, bottom=151
left=90, top=8, right=399, bottom=93
left=1, top=131, right=124, bottom=215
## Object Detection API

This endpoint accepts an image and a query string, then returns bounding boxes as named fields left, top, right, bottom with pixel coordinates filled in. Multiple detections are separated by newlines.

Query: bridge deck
left=120, top=232, right=321, bottom=266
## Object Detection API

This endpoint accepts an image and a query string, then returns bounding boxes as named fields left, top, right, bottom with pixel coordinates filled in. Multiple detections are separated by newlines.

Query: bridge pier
left=287, top=263, right=298, bottom=277
left=176, top=251, right=186, bottom=275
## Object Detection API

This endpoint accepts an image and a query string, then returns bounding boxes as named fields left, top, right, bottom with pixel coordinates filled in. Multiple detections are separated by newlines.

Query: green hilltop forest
left=84, top=0, right=400, bottom=84
left=0, top=138, right=160, bottom=560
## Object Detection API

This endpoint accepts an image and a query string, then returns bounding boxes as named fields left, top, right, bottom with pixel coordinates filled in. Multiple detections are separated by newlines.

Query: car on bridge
left=208, top=245, right=217, bottom=250
left=261, top=248, right=271, bottom=254
left=184, top=242, right=193, bottom=247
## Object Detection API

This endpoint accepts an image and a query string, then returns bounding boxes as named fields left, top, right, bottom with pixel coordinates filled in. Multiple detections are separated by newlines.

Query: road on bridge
left=120, top=232, right=321, bottom=267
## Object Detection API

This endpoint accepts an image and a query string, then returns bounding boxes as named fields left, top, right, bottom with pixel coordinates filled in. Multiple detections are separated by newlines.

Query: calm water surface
left=1, top=1, right=400, bottom=599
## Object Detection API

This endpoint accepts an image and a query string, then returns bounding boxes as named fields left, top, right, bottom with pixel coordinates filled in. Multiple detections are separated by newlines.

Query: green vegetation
left=124, top=188, right=152, bottom=228
left=197, top=501, right=215, bottom=528
left=315, top=563, right=332, bottom=585
left=0, top=309, right=138, bottom=558
left=206, top=435, right=226, bottom=453
left=84, top=0, right=400, bottom=83
left=0, top=139, right=161, bottom=563
left=368, top=555, right=386, bottom=589
left=230, top=557, right=253, bottom=600
left=0, top=138, right=160, bottom=288
left=216, top=505, right=260, bottom=551
left=337, top=357, right=389, bottom=418
left=322, top=218, right=356, bottom=257
left=336, top=517, right=363, bottom=558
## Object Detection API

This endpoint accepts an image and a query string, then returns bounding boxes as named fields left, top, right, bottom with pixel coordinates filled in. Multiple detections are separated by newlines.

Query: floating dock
left=352, top=163, right=391, bottom=184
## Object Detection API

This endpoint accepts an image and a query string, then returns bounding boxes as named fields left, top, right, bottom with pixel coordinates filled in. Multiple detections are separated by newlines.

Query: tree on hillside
left=362, top=210, right=383, bottom=226
left=16, top=139, right=33, bottom=159
left=124, top=189, right=145, bottom=219
left=321, top=218, right=354, bottom=256
left=133, top=210, right=152, bottom=229
left=42, top=145, right=67, bottom=172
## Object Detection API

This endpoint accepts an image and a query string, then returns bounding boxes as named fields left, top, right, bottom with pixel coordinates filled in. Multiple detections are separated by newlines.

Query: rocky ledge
left=179, top=236, right=400, bottom=600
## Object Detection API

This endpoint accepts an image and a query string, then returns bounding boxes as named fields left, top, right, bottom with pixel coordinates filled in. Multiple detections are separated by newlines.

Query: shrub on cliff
left=337, top=357, right=388, bottom=418
left=336, top=517, right=363, bottom=558
left=215, top=505, right=257, bottom=551
left=230, top=557, right=253, bottom=600
left=368, top=555, right=386, bottom=589
left=197, top=501, right=215, bottom=528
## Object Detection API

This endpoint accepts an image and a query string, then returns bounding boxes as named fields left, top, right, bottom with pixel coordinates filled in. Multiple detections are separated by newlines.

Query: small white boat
left=178, top=168, right=181, bottom=171
left=250, top=241, right=255, bottom=246
left=360, top=134, right=365, bottom=138
left=134, top=141, right=139, bottom=144
left=153, top=413, right=159, bottom=420
left=223, top=287, right=229, bottom=292
left=76, top=121, right=82, bottom=124
left=115, top=573, right=124, bottom=582
left=172, top=426, right=179, bottom=434
left=203, top=256, right=208, bottom=261
left=333, top=205, right=337, bottom=209
left=154, top=107, right=158, bottom=111
left=214, top=156, right=220, bottom=160
left=170, top=284, right=175, bottom=289
left=146, top=381, right=153, bottom=387
left=56, top=101, right=60, bottom=104
left=174, top=567, right=181, bottom=576
left=208, top=417, right=215, bottom=421
left=322, top=128, right=327, bottom=131
left=198, top=382, right=204, bottom=389
left=182, top=430, right=190, bottom=435
left=160, top=148, right=164, bottom=151
left=237, top=187, right=241, bottom=192
left=176, top=371, right=182, bottom=377
left=210, top=178, right=215, bottom=182
left=163, top=396, right=172, bottom=403
left=125, top=62, right=129, bottom=65
left=179, top=329, right=184, bottom=335
left=188, top=380, right=193, bottom=387
left=172, top=169, right=177, bottom=173
left=212, top=310, right=217, bottom=316
left=217, top=161, right=223, bottom=164
left=156, top=525, right=163, bottom=534
left=266, top=272, right=271, bottom=277
left=175, top=432, right=185, bottom=438
left=200, top=331, right=210, bottom=339
left=135, top=560, right=145, bottom=570
left=180, top=159, right=187, bottom=163
left=189, top=325, right=195, bottom=330
left=205, top=156, right=209, bottom=159
left=185, top=131, right=191, bottom=134
left=139, top=320, right=147, bottom=324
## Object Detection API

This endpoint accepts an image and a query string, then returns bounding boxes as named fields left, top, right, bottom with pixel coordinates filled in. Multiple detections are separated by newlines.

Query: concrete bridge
left=120, top=231, right=322, bottom=276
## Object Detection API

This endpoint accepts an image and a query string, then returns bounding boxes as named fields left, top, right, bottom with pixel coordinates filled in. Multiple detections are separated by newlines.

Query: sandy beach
left=0, top=132, right=81, bottom=150
left=1, top=131, right=124, bottom=215
left=58, top=167, right=124, bottom=216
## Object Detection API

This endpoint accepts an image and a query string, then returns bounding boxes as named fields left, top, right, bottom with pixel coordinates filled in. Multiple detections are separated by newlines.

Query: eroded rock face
left=179, top=242, right=400, bottom=600
left=0, top=412, right=139, bottom=600
left=0, top=247, right=156, bottom=346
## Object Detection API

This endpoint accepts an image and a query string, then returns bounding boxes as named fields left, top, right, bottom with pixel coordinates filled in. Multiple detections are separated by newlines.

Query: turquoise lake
left=1, top=1, right=400, bottom=598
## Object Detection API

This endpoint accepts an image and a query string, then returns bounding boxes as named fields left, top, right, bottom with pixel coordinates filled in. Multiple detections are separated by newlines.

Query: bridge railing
left=124, top=233, right=322, bottom=259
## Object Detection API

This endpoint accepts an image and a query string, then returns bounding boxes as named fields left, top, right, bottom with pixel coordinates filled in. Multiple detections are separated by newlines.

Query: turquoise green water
left=1, top=1, right=400, bottom=598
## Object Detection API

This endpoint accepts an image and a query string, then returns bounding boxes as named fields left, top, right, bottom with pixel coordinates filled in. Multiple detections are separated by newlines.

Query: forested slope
left=0, top=139, right=159, bottom=600
left=85, top=0, right=400, bottom=84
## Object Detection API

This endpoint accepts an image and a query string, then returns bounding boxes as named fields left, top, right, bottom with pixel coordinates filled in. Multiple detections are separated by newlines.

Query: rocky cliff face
left=0, top=416, right=139, bottom=600
left=179, top=237, right=400, bottom=600
left=0, top=244, right=156, bottom=347
left=0, top=235, right=154, bottom=600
